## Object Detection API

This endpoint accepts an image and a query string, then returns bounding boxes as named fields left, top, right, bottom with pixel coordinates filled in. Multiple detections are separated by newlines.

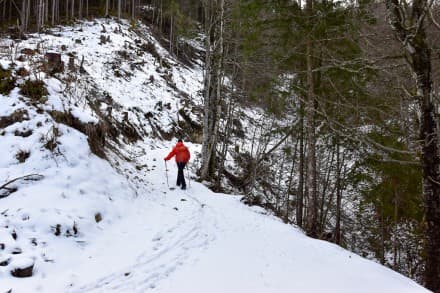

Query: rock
left=95, top=212, right=102, bottom=223
left=54, top=224, right=61, bottom=236
left=10, top=257, right=34, bottom=278
left=0, top=256, right=10, bottom=266
left=14, top=129, right=33, bottom=137
left=11, top=247, right=22, bottom=254
left=73, top=222, right=78, bottom=235
left=30, top=238, right=37, bottom=246
left=100, top=35, right=107, bottom=45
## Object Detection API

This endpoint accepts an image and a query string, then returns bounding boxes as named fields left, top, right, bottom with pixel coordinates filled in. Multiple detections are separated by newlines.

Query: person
left=164, top=139, right=190, bottom=190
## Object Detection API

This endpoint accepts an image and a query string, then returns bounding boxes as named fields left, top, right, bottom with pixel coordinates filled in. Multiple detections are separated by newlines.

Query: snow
left=0, top=144, right=430, bottom=292
left=9, top=257, right=34, bottom=270
left=0, top=19, right=431, bottom=293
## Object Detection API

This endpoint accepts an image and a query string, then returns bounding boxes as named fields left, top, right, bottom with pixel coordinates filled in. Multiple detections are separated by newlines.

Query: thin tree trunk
left=2, top=0, right=6, bottom=23
left=66, top=0, right=69, bottom=20
left=118, top=0, right=121, bottom=19
left=71, top=0, right=74, bottom=19
left=132, top=0, right=135, bottom=19
left=216, top=100, right=235, bottom=191
left=51, top=0, right=55, bottom=26
left=21, top=0, right=26, bottom=33
left=285, top=138, right=298, bottom=223
left=45, top=0, right=48, bottom=23
left=305, top=0, right=318, bottom=238
left=26, top=0, right=30, bottom=31
left=380, top=193, right=385, bottom=265
left=319, top=142, right=335, bottom=231
left=170, top=12, right=173, bottom=54
left=393, top=188, right=399, bottom=270
left=335, top=140, right=342, bottom=245
left=297, top=103, right=305, bottom=228
left=200, top=1, right=213, bottom=180
left=79, top=0, right=82, bottom=19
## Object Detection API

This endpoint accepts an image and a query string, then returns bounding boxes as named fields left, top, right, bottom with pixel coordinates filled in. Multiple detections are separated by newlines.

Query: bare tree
left=200, top=0, right=225, bottom=181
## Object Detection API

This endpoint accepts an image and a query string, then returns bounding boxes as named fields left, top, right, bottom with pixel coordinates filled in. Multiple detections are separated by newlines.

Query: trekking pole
left=165, top=160, right=170, bottom=188
left=186, top=162, right=191, bottom=188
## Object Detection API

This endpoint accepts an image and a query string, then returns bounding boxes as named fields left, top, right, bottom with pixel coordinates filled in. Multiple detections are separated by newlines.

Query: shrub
left=19, top=79, right=48, bottom=103
left=0, top=67, right=16, bottom=95
left=42, top=126, right=60, bottom=152
left=15, top=67, right=29, bottom=77
left=15, top=149, right=30, bottom=163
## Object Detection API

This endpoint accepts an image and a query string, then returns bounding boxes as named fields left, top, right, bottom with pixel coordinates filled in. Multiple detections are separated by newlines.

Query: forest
left=0, top=0, right=439, bottom=291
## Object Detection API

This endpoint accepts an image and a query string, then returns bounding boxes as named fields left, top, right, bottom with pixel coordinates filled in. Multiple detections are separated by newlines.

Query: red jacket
left=165, top=142, right=190, bottom=163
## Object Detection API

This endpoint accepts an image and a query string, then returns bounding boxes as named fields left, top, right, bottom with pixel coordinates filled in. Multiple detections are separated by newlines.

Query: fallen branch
left=0, top=174, right=44, bottom=199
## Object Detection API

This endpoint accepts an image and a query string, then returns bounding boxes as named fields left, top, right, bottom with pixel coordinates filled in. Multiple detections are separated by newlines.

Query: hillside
left=0, top=19, right=430, bottom=292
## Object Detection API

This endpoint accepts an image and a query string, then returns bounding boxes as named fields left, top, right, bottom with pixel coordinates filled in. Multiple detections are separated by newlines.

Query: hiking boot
left=181, top=186, right=186, bottom=190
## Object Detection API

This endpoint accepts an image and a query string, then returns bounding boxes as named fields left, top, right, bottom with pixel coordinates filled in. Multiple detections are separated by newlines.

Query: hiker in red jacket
left=164, top=139, right=190, bottom=190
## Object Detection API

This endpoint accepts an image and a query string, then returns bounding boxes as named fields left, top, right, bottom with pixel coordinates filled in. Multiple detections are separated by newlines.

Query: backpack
left=176, top=145, right=190, bottom=162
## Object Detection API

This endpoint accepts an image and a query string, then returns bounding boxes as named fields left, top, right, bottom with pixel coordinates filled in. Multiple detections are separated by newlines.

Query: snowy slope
left=0, top=19, right=430, bottom=292
left=1, top=146, right=429, bottom=293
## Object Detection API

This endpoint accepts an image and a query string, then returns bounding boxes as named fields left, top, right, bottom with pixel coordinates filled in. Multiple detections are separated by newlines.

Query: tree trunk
left=45, top=0, right=48, bottom=23
left=297, top=104, right=305, bottom=228
left=79, top=0, right=82, bottom=19
left=305, top=0, right=318, bottom=238
left=380, top=193, right=385, bottom=265
left=386, top=1, right=440, bottom=290
left=66, top=0, right=69, bottom=20
left=393, top=188, right=399, bottom=270
left=335, top=141, right=342, bottom=245
left=21, top=0, right=26, bottom=33
left=118, top=0, right=121, bottom=19
left=286, top=138, right=299, bottom=223
left=51, top=0, right=54, bottom=25
left=200, top=0, right=224, bottom=181
left=71, top=0, right=74, bottom=19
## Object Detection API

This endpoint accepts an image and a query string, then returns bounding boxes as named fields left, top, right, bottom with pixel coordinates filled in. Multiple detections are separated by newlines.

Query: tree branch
left=428, top=5, right=440, bottom=30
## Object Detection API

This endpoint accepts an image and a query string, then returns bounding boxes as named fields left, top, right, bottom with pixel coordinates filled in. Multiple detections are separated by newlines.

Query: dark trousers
left=176, top=162, right=186, bottom=187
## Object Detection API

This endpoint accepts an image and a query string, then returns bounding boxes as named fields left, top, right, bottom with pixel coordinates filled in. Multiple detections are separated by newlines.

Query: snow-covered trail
left=40, top=149, right=218, bottom=293
left=62, top=192, right=216, bottom=293
left=2, top=147, right=430, bottom=293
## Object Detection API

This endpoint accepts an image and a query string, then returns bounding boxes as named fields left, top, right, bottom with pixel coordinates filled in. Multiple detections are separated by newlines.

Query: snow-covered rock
left=10, top=257, right=34, bottom=278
